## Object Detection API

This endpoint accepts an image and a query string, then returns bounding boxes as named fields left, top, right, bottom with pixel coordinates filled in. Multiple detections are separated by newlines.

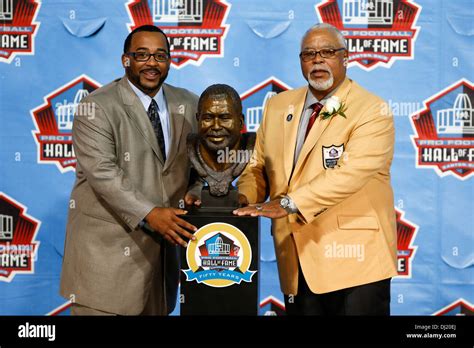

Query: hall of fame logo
left=322, top=144, right=344, bottom=169
left=260, top=296, right=286, bottom=316
left=30, top=75, right=101, bottom=173
left=240, top=77, right=291, bottom=133
left=126, top=0, right=231, bottom=69
left=433, top=299, right=474, bottom=316
left=0, top=192, right=40, bottom=282
left=410, top=79, right=474, bottom=180
left=0, top=0, right=41, bottom=64
left=395, top=208, right=418, bottom=278
left=182, top=222, right=256, bottom=287
left=316, top=0, right=421, bottom=70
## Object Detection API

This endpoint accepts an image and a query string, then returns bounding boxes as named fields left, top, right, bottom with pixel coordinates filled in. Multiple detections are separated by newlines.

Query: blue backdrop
left=0, top=0, right=473, bottom=316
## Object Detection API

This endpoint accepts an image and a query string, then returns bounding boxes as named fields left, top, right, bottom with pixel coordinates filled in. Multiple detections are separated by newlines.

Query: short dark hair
left=198, top=84, right=243, bottom=115
left=123, top=25, right=170, bottom=54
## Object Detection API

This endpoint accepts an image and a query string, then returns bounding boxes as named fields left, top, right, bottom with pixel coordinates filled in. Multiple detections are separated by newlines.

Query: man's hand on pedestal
left=145, top=207, right=197, bottom=247
left=233, top=199, right=288, bottom=219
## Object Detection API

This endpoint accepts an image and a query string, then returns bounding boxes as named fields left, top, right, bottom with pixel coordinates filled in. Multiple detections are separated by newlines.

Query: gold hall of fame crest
left=182, top=222, right=256, bottom=288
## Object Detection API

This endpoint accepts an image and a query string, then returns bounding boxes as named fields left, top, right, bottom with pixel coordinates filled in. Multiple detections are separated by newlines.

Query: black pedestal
left=180, top=210, right=259, bottom=315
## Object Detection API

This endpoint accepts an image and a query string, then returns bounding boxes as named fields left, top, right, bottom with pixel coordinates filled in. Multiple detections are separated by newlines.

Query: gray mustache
left=311, top=67, right=330, bottom=73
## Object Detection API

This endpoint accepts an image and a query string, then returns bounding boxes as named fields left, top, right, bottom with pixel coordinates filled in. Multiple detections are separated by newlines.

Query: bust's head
left=196, top=84, right=244, bottom=153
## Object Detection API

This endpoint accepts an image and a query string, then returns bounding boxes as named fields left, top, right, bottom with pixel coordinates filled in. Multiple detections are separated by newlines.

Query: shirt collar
left=127, top=78, right=166, bottom=112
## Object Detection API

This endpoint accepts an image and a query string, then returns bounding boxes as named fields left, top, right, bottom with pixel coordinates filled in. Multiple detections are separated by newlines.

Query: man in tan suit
left=60, top=25, right=201, bottom=315
left=234, top=23, right=397, bottom=315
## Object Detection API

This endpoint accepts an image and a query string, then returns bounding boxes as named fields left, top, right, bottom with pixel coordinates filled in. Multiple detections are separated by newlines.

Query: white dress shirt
left=127, top=79, right=171, bottom=157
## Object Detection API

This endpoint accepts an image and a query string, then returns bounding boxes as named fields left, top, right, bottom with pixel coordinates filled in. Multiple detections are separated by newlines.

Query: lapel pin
left=286, top=114, right=293, bottom=122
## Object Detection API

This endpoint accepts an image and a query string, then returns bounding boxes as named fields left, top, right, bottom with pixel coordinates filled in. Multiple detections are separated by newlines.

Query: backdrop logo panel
left=316, top=0, right=421, bottom=70
left=0, top=0, right=41, bottom=64
left=0, top=192, right=40, bottom=282
left=395, top=208, right=418, bottom=278
left=126, top=0, right=230, bottom=69
left=410, top=79, right=474, bottom=180
left=241, top=77, right=291, bottom=133
left=30, top=75, right=102, bottom=173
left=433, top=299, right=474, bottom=316
left=260, top=296, right=286, bottom=316
left=183, top=222, right=256, bottom=287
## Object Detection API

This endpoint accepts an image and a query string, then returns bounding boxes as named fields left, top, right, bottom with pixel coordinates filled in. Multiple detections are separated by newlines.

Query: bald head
left=301, top=23, right=347, bottom=50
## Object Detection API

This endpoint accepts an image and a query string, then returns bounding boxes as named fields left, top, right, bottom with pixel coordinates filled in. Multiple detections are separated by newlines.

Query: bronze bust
left=187, top=84, right=255, bottom=210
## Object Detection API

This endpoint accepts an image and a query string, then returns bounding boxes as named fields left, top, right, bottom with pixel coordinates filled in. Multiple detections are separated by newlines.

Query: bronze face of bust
left=197, top=92, right=243, bottom=171
left=187, top=84, right=255, bottom=203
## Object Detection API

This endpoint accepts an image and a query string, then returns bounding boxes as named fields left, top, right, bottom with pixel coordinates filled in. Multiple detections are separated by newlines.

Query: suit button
left=163, top=170, right=168, bottom=176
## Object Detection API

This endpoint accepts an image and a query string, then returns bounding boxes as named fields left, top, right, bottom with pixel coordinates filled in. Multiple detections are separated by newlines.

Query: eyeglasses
left=127, top=51, right=170, bottom=62
left=299, top=48, right=346, bottom=62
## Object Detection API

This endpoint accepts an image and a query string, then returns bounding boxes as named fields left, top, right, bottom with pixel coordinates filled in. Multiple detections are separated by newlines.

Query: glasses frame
left=299, top=48, right=346, bottom=62
left=127, top=51, right=170, bottom=63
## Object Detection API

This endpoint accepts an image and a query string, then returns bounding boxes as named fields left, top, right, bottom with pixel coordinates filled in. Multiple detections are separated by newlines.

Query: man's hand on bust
left=145, top=207, right=197, bottom=247
left=184, top=191, right=201, bottom=207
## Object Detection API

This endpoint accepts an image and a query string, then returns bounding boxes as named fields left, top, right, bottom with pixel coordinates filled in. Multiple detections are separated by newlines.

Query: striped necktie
left=304, top=102, right=324, bottom=140
left=148, top=99, right=166, bottom=161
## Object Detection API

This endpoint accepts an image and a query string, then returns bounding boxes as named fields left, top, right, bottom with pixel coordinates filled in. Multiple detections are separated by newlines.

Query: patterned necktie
left=148, top=99, right=166, bottom=161
left=304, top=102, right=324, bottom=140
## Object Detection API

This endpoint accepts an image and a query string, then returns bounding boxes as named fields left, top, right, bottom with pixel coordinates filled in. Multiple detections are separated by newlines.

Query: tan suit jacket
left=60, top=77, right=198, bottom=315
left=238, top=78, right=397, bottom=295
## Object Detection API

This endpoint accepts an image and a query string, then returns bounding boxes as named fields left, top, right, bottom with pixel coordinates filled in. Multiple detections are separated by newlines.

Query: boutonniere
left=320, top=96, right=347, bottom=120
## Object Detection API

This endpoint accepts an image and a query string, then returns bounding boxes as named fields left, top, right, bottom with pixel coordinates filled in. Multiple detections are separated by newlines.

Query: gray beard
left=308, top=70, right=334, bottom=91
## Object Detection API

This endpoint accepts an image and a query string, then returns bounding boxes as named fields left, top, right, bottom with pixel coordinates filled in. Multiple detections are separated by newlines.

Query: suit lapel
left=292, top=78, right=352, bottom=178
left=283, top=87, right=307, bottom=183
left=162, top=84, right=185, bottom=171
left=119, top=77, right=165, bottom=165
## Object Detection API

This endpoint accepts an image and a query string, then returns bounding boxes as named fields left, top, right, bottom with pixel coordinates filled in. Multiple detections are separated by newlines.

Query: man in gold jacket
left=234, top=23, right=397, bottom=315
